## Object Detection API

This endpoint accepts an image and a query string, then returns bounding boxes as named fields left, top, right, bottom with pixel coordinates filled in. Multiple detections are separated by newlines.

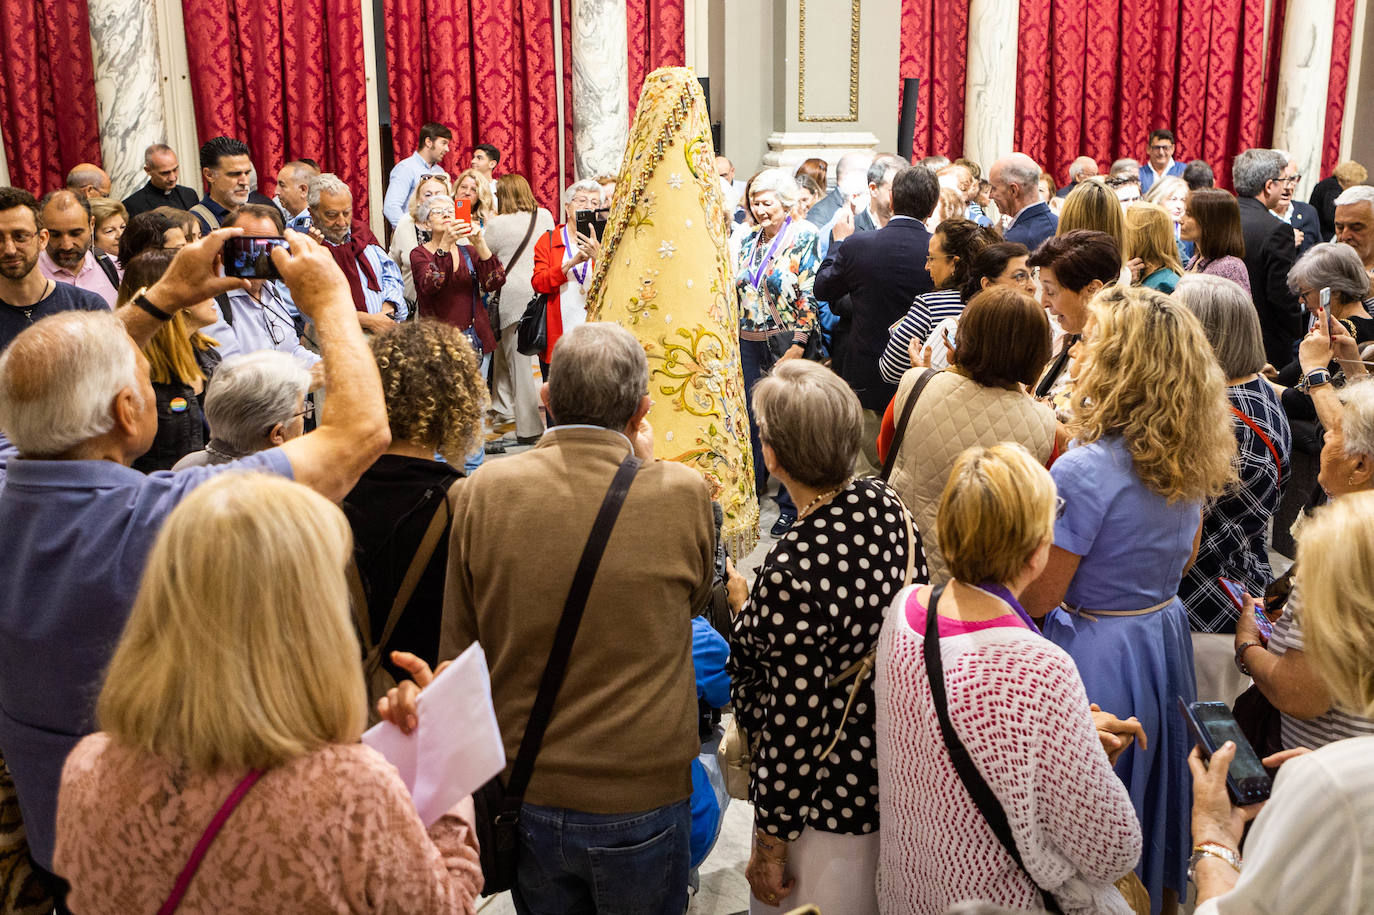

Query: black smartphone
left=1179, top=698, right=1272, bottom=805
left=575, top=208, right=609, bottom=243
left=224, top=236, right=288, bottom=279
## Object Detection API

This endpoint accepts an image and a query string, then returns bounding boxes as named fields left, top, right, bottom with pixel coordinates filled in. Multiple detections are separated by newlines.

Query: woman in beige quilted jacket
left=878, top=286, right=1056, bottom=584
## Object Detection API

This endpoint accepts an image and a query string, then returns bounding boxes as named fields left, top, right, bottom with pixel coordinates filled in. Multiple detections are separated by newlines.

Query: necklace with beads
left=795, top=478, right=852, bottom=520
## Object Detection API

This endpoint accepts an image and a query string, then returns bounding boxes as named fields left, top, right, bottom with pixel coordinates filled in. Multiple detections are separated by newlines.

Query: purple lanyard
left=563, top=226, right=588, bottom=285
left=976, top=581, right=1041, bottom=632
left=748, top=217, right=791, bottom=289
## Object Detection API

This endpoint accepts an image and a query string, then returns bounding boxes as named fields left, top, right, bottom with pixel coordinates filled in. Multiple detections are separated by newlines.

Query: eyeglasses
left=1149, top=144, right=1173, bottom=152
left=1280, top=174, right=1303, bottom=185
left=926, top=253, right=955, bottom=263
left=292, top=402, right=316, bottom=420
left=1005, top=270, right=1033, bottom=284
left=0, top=231, right=36, bottom=246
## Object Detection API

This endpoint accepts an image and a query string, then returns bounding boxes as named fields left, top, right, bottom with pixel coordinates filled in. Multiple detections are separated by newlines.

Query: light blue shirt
left=0, top=436, right=293, bottom=867
left=204, top=285, right=321, bottom=367
left=354, top=241, right=407, bottom=320
left=384, top=152, right=448, bottom=228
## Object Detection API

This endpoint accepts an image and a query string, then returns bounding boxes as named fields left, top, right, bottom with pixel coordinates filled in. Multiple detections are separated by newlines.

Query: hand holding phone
left=1180, top=699, right=1272, bottom=805
left=1218, top=578, right=1272, bottom=640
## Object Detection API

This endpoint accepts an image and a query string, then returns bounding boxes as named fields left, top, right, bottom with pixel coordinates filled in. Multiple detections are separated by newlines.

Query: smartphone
left=1320, top=286, right=1334, bottom=335
left=453, top=198, right=472, bottom=224
left=575, top=208, right=608, bottom=243
left=1179, top=699, right=1272, bottom=805
left=1218, top=577, right=1273, bottom=640
left=223, top=236, right=288, bottom=279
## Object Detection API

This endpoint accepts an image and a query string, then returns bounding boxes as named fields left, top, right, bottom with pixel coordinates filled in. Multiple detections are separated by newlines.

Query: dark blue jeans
left=739, top=337, right=795, bottom=515
left=511, top=799, right=691, bottom=915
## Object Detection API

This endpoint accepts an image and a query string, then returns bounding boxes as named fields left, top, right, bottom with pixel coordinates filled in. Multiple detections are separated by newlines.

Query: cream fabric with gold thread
left=588, top=67, right=758, bottom=555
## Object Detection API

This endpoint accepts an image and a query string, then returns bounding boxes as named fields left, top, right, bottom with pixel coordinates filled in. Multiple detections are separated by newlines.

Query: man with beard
left=306, top=173, right=405, bottom=333
left=191, top=136, right=254, bottom=234
left=37, top=191, right=119, bottom=307
left=0, top=188, right=107, bottom=351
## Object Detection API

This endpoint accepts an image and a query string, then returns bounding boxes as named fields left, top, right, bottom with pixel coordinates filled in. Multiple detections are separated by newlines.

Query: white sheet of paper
left=362, top=642, right=506, bottom=826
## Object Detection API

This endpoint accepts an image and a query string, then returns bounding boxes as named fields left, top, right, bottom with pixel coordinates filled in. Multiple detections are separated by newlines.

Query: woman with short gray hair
left=728, top=360, right=925, bottom=914
left=1175, top=274, right=1292, bottom=703
left=735, top=167, right=823, bottom=534
left=173, top=351, right=311, bottom=468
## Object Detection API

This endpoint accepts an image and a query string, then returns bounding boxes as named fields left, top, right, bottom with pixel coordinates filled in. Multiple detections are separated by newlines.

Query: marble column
left=0, top=132, right=10, bottom=187
left=571, top=0, right=630, bottom=179
left=1271, top=0, right=1337, bottom=202
left=962, top=0, right=1020, bottom=169
left=88, top=0, right=168, bottom=200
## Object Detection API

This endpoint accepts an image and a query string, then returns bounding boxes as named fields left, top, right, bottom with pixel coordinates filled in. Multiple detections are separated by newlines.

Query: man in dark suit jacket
left=1271, top=151, right=1320, bottom=256
left=121, top=143, right=199, bottom=218
left=991, top=153, right=1058, bottom=252
left=815, top=165, right=938, bottom=471
left=1287, top=200, right=1321, bottom=256
left=1233, top=148, right=1305, bottom=366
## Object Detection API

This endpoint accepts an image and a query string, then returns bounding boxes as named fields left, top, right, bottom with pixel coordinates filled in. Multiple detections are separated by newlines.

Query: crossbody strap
left=923, top=584, right=1064, bottom=914
left=505, top=209, right=540, bottom=271
left=505, top=453, right=642, bottom=801
left=1229, top=404, right=1282, bottom=477
left=157, top=768, right=262, bottom=915
left=880, top=368, right=938, bottom=481
left=189, top=203, right=220, bottom=231
left=347, top=482, right=457, bottom=675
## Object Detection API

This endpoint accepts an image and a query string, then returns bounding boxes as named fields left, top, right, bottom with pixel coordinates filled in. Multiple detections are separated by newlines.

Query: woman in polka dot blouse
left=727, top=360, right=925, bottom=914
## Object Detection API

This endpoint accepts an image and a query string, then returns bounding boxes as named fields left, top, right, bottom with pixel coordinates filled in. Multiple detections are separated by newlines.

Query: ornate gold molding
left=797, top=0, right=860, bottom=122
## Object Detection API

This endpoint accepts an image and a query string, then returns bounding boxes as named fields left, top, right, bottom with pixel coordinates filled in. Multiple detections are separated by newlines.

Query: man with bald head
left=274, top=159, right=319, bottom=230
left=65, top=164, right=111, bottom=199
left=1056, top=155, right=1098, bottom=198
left=990, top=153, right=1057, bottom=250
left=37, top=190, right=119, bottom=307
left=121, top=143, right=199, bottom=217
left=0, top=187, right=107, bottom=351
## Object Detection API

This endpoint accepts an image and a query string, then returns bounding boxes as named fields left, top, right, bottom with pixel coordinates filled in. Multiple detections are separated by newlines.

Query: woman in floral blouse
left=735, top=168, right=822, bottom=533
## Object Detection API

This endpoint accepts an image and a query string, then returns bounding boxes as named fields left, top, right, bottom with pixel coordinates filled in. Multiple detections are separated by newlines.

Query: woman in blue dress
left=1023, top=285, right=1237, bottom=914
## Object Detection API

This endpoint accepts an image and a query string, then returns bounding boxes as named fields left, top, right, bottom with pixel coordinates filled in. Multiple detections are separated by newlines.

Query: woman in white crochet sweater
left=875, top=443, right=1143, bottom=914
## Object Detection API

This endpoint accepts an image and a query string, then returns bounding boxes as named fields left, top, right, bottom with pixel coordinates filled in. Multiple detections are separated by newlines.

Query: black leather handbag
left=472, top=454, right=641, bottom=893
left=515, top=230, right=554, bottom=357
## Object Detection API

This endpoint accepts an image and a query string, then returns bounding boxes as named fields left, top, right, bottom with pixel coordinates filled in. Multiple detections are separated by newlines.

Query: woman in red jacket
left=531, top=179, right=603, bottom=369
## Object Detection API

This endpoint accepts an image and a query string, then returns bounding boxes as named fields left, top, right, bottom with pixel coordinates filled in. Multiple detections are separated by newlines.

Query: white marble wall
left=571, top=0, right=630, bottom=179
left=1271, top=0, right=1336, bottom=202
left=88, top=0, right=167, bottom=199
left=963, top=0, right=1020, bottom=168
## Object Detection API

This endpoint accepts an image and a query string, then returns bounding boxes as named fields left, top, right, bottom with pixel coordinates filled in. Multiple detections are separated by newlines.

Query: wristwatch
left=131, top=286, right=173, bottom=321
left=1235, top=640, right=1263, bottom=676
left=1188, top=842, right=1242, bottom=885
left=1299, top=367, right=1332, bottom=392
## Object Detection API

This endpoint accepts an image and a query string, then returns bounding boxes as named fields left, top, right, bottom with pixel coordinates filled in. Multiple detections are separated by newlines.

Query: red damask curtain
left=1013, top=0, right=1269, bottom=191
left=0, top=0, right=102, bottom=194
left=385, top=0, right=572, bottom=210
left=898, top=0, right=969, bottom=159
left=180, top=0, right=372, bottom=219
left=627, top=0, right=686, bottom=122
left=1322, top=0, right=1358, bottom=174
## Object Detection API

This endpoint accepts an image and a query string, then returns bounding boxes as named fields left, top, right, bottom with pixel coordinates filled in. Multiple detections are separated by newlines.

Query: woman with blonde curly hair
left=52, top=474, right=483, bottom=911
left=1023, top=284, right=1236, bottom=912
left=342, top=320, right=487, bottom=701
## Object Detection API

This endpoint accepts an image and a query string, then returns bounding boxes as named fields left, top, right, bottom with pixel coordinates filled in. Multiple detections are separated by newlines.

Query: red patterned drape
left=898, top=0, right=969, bottom=160
left=180, top=0, right=372, bottom=220
left=626, top=0, right=686, bottom=122
left=1322, top=0, right=1358, bottom=174
left=1013, top=0, right=1269, bottom=191
left=385, top=0, right=572, bottom=211
left=0, top=0, right=102, bottom=194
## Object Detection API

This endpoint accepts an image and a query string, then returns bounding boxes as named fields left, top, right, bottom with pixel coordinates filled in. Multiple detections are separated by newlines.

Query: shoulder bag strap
left=880, top=368, right=938, bottom=482
left=189, top=203, right=220, bottom=231
left=504, top=209, right=540, bottom=272
left=94, top=249, right=120, bottom=289
left=1230, top=404, right=1282, bottom=476
left=504, top=453, right=642, bottom=801
left=157, top=768, right=263, bottom=915
left=923, top=585, right=1064, bottom=914
left=213, top=292, right=234, bottom=328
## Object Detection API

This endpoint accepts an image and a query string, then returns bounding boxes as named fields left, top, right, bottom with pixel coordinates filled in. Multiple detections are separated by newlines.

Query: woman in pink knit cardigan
left=52, top=474, right=483, bottom=913
left=874, top=444, right=1143, bottom=914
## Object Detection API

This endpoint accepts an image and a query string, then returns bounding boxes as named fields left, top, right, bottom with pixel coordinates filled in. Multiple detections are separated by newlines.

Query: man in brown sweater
left=442, top=322, right=714, bottom=913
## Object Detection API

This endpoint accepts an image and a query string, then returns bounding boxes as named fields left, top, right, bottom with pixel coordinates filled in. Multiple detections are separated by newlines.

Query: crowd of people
left=0, top=105, right=1373, bottom=915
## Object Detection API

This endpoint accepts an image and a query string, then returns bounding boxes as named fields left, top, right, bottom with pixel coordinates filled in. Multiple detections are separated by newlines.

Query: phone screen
left=224, top=236, right=288, bottom=279
left=1183, top=700, right=1272, bottom=804
left=1218, top=577, right=1272, bottom=639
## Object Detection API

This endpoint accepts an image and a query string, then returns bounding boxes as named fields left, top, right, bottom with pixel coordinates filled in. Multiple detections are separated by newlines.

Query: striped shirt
left=1269, top=584, right=1374, bottom=749
left=878, top=288, right=965, bottom=386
